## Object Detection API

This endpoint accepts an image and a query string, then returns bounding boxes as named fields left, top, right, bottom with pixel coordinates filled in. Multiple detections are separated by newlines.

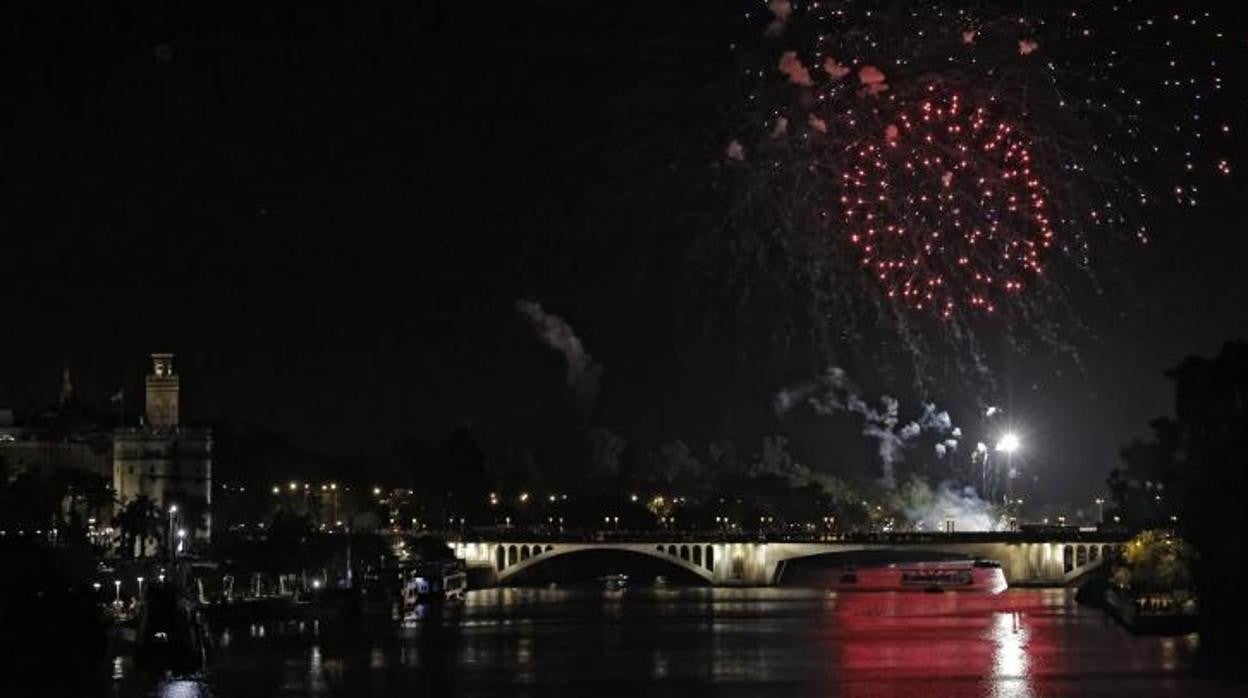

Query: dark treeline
left=1107, top=341, right=1248, bottom=677
left=211, top=423, right=885, bottom=534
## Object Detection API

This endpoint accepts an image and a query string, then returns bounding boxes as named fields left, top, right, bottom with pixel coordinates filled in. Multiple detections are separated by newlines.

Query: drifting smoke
left=897, top=480, right=1005, bottom=532
left=515, top=300, right=602, bottom=409
left=774, top=368, right=959, bottom=488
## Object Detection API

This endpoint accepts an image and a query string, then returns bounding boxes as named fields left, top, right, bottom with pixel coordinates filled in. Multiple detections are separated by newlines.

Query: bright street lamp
left=167, top=504, right=179, bottom=559
left=995, top=433, right=1020, bottom=454
left=994, top=433, right=1022, bottom=505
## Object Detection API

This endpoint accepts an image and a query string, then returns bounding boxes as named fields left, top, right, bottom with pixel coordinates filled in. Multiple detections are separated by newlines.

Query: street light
left=995, top=433, right=1020, bottom=454
left=994, top=433, right=1021, bottom=505
left=167, top=504, right=179, bottom=559
left=113, top=579, right=121, bottom=604
left=136, top=576, right=145, bottom=602
left=1094, top=497, right=1105, bottom=523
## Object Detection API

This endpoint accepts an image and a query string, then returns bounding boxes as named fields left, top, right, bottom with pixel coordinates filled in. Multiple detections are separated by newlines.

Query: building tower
left=145, top=353, right=179, bottom=427
left=113, top=352, right=213, bottom=551
left=59, top=366, right=74, bottom=406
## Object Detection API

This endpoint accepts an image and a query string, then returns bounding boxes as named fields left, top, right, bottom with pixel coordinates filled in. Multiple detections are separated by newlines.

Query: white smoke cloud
left=515, top=300, right=602, bottom=409
left=774, top=368, right=959, bottom=488
left=901, top=481, right=1005, bottom=532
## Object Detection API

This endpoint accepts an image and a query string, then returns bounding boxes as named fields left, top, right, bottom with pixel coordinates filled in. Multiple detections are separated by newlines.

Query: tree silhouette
left=1111, top=341, right=1248, bottom=673
left=113, top=495, right=160, bottom=558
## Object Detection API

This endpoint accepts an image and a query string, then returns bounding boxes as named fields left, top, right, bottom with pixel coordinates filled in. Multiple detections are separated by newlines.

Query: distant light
left=289, top=482, right=298, bottom=491
left=995, top=433, right=1021, bottom=453
left=373, top=487, right=382, bottom=496
left=272, top=486, right=280, bottom=495
left=177, top=529, right=187, bottom=538
left=168, top=504, right=178, bottom=514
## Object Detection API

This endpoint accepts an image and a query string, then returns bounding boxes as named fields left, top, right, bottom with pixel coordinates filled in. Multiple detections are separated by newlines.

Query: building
left=113, top=353, right=213, bottom=541
left=0, top=369, right=114, bottom=485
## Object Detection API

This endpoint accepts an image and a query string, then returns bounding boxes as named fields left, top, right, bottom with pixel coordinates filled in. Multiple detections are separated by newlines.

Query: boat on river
left=401, top=559, right=467, bottom=616
left=830, top=559, right=1007, bottom=593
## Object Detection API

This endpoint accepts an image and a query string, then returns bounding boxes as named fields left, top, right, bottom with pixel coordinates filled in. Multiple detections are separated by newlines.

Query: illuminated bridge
left=449, top=532, right=1129, bottom=587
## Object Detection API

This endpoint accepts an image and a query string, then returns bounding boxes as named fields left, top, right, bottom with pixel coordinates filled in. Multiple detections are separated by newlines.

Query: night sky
left=5, top=1, right=1247, bottom=508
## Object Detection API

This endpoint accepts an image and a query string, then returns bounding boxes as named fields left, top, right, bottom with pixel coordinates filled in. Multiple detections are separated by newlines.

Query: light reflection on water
left=117, top=587, right=1233, bottom=697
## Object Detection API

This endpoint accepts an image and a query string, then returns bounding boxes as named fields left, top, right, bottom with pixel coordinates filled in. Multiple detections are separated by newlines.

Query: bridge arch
left=496, top=544, right=715, bottom=585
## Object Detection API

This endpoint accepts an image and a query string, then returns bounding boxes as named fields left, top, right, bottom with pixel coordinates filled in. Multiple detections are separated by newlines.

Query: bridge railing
left=440, top=528, right=1131, bottom=545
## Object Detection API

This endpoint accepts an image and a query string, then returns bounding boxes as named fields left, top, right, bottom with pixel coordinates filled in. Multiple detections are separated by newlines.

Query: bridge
left=449, top=532, right=1129, bottom=587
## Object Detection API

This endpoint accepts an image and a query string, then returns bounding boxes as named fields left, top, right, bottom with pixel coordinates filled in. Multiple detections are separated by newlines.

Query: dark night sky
left=4, top=1, right=1246, bottom=506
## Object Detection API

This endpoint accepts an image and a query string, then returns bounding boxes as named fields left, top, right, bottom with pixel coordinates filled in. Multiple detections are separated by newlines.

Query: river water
left=115, top=587, right=1237, bottom=697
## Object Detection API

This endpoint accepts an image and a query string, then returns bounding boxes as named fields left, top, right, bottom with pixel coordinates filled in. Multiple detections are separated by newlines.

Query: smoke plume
left=896, top=479, right=1005, bottom=532
left=515, top=300, right=602, bottom=409
left=774, top=368, right=959, bottom=488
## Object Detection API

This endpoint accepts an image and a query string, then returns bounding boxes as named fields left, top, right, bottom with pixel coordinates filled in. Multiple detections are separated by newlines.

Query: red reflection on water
left=827, top=590, right=1055, bottom=697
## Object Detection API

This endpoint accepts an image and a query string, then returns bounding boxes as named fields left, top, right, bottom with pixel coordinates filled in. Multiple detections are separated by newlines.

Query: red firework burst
left=839, top=93, right=1055, bottom=317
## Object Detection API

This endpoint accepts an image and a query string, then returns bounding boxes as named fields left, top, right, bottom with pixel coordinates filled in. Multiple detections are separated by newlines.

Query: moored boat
left=401, top=559, right=467, bottom=617
left=830, top=559, right=1007, bottom=593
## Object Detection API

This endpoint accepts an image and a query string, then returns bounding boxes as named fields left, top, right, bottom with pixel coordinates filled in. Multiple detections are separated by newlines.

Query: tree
left=113, top=495, right=160, bottom=558
left=1111, top=529, right=1196, bottom=595
left=1110, top=341, right=1248, bottom=672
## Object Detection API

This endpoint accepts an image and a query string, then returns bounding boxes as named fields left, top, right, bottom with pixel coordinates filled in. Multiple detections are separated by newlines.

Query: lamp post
left=1095, top=497, right=1105, bottom=524
left=995, top=433, right=1021, bottom=506
left=167, top=504, right=178, bottom=560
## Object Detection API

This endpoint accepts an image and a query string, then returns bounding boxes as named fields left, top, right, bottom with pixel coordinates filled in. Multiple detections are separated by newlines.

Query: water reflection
left=114, top=588, right=1232, bottom=697
left=989, top=612, right=1032, bottom=698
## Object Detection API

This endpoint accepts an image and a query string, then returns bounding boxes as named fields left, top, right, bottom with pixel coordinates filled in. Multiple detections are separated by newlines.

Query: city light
left=996, top=432, right=1021, bottom=454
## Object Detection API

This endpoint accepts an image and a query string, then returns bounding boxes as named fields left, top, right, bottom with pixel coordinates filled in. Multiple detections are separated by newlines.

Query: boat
left=401, top=559, right=467, bottom=615
left=599, top=574, right=628, bottom=591
left=829, top=559, right=1007, bottom=593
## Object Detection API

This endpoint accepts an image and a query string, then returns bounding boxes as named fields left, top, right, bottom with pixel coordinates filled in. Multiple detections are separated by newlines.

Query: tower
left=59, top=366, right=74, bottom=406
left=145, top=353, right=179, bottom=427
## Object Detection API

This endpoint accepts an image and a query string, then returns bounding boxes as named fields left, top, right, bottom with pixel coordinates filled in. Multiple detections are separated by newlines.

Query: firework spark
left=839, top=92, right=1055, bottom=317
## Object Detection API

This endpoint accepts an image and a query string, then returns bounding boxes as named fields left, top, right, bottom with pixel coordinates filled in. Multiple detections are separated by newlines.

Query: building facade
left=0, top=372, right=114, bottom=484
left=113, top=353, right=213, bottom=540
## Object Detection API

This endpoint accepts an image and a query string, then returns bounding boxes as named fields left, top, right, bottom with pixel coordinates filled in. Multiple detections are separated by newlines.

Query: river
left=112, top=587, right=1236, bottom=697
